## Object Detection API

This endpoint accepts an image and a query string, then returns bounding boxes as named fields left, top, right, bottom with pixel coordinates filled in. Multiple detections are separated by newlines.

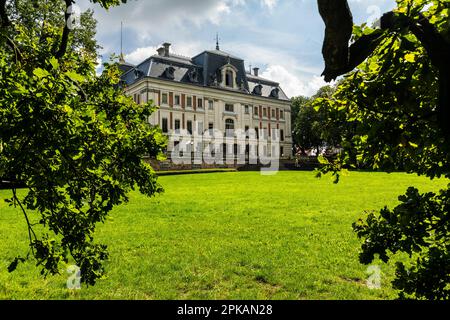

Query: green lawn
left=0, top=171, right=447, bottom=300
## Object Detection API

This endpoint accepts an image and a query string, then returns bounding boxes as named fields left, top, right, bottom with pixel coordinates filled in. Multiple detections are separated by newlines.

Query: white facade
left=126, top=79, right=291, bottom=159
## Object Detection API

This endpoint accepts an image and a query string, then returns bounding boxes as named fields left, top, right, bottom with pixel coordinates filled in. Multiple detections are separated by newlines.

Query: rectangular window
left=187, top=120, right=193, bottom=134
left=208, top=100, right=214, bottom=110
left=280, top=129, right=285, bottom=141
left=225, top=104, right=234, bottom=112
left=280, top=110, right=284, bottom=119
left=208, top=122, right=214, bottom=136
left=198, top=98, right=203, bottom=109
left=187, top=96, right=192, bottom=108
left=197, top=122, right=203, bottom=135
left=162, top=118, right=168, bottom=133
left=263, top=108, right=267, bottom=117
left=280, top=146, right=284, bottom=157
left=162, top=93, right=168, bottom=105
left=175, top=119, right=181, bottom=131
left=244, top=105, right=249, bottom=114
left=254, top=107, right=259, bottom=116
left=272, top=109, right=275, bottom=118
left=174, top=95, right=180, bottom=106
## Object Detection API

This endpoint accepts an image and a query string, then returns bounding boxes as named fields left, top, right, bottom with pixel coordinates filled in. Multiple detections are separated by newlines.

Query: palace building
left=119, top=42, right=292, bottom=165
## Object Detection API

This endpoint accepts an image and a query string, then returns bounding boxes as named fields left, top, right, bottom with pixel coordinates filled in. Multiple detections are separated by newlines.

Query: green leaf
left=33, top=68, right=50, bottom=79
left=317, top=155, right=329, bottom=165
left=49, top=57, right=59, bottom=70
left=65, top=71, right=86, bottom=83
left=13, top=83, right=28, bottom=94
left=369, top=61, right=379, bottom=72
left=404, top=53, right=416, bottom=63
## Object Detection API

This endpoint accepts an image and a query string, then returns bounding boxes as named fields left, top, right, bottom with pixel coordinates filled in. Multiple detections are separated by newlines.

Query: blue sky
left=78, top=0, right=397, bottom=97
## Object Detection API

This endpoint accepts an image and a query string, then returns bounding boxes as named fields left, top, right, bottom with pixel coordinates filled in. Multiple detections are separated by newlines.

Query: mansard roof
left=118, top=61, right=135, bottom=74
left=120, top=46, right=289, bottom=101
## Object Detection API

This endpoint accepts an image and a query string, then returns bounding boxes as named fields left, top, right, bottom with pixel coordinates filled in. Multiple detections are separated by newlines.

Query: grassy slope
left=0, top=171, right=447, bottom=300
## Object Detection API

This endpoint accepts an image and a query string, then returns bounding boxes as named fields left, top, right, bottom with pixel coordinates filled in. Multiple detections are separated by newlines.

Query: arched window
left=225, top=70, right=233, bottom=87
left=220, top=64, right=237, bottom=89
left=225, top=119, right=235, bottom=137
left=225, top=119, right=235, bottom=130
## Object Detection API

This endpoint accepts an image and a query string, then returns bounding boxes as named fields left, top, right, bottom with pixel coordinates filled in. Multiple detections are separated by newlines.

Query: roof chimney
left=157, top=47, right=165, bottom=56
left=253, top=67, right=259, bottom=77
left=163, top=42, right=171, bottom=57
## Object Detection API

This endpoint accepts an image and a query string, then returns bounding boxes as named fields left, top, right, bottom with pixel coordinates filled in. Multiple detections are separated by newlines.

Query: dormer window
left=225, top=70, right=233, bottom=87
left=270, top=88, right=280, bottom=99
left=253, top=84, right=263, bottom=96
left=134, top=69, right=142, bottom=79
left=188, top=69, right=199, bottom=83
left=220, top=61, right=238, bottom=89
left=161, top=66, right=175, bottom=80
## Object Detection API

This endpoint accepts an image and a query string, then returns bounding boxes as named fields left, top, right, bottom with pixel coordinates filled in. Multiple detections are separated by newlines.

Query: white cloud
left=125, top=42, right=204, bottom=64
left=125, top=46, right=158, bottom=65
left=95, top=56, right=103, bottom=76
left=261, top=0, right=278, bottom=10
left=79, top=0, right=235, bottom=41
left=224, top=42, right=327, bottom=97
left=79, top=0, right=284, bottom=43
left=261, top=65, right=329, bottom=98
left=226, top=42, right=321, bottom=74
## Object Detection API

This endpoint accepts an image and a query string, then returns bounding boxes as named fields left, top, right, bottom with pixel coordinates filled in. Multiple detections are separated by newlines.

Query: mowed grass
left=0, top=171, right=448, bottom=300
